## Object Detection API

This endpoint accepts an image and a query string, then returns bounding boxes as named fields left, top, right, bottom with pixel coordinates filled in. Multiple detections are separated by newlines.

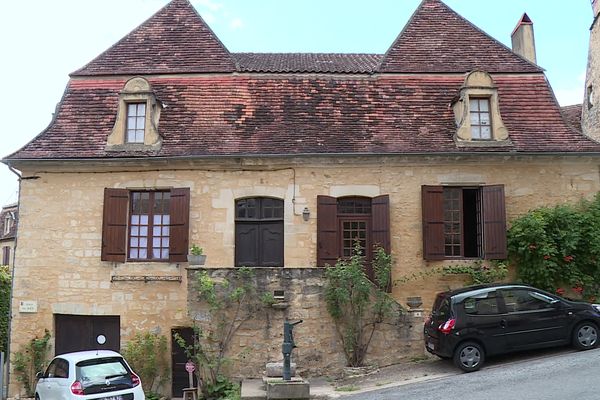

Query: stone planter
left=187, top=254, right=207, bottom=265
left=406, top=296, right=423, bottom=309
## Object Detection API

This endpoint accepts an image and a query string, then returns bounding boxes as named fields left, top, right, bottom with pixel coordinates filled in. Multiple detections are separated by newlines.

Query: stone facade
left=8, top=154, right=600, bottom=393
left=584, top=8, right=600, bottom=140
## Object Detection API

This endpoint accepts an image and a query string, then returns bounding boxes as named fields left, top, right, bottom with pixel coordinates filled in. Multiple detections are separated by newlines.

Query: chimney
left=511, top=13, right=537, bottom=64
left=594, top=0, right=600, bottom=18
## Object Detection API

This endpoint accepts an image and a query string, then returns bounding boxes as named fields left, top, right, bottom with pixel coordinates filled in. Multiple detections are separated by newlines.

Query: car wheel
left=453, top=341, right=484, bottom=372
left=573, top=322, right=599, bottom=350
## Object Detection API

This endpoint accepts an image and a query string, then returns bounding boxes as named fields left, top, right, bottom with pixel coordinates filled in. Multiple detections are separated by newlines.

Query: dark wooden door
left=171, top=327, right=198, bottom=398
left=54, top=314, right=120, bottom=355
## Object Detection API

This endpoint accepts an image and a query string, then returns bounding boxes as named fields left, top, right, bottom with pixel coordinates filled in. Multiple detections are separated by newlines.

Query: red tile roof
left=379, top=0, right=543, bottom=73
left=5, top=0, right=598, bottom=162
left=561, top=104, right=583, bottom=133
left=234, top=53, right=382, bottom=74
left=7, top=74, right=599, bottom=160
left=71, top=0, right=236, bottom=76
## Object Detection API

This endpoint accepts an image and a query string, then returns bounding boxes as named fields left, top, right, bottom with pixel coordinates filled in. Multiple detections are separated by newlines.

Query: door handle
left=500, top=319, right=507, bottom=328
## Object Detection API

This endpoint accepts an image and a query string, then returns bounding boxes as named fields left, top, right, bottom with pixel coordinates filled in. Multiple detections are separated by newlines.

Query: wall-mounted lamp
left=302, top=207, right=310, bottom=221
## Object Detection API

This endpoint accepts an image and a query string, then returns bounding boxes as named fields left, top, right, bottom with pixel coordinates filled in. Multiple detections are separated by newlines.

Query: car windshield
left=76, top=357, right=133, bottom=394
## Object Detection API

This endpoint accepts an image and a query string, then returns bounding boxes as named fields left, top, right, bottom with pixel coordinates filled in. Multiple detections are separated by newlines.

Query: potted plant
left=188, top=244, right=206, bottom=265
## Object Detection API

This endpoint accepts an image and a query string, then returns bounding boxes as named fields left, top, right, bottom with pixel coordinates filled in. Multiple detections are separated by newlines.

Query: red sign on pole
left=185, top=361, right=196, bottom=373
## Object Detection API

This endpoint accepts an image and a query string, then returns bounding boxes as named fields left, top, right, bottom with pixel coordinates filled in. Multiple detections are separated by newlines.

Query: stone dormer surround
left=452, top=71, right=510, bottom=147
left=105, top=77, right=162, bottom=151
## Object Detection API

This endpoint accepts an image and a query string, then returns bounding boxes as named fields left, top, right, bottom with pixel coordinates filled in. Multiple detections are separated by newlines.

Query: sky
left=0, top=0, right=592, bottom=206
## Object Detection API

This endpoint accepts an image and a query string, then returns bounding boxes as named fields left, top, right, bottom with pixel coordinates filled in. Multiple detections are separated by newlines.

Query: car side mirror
left=36, top=371, right=43, bottom=380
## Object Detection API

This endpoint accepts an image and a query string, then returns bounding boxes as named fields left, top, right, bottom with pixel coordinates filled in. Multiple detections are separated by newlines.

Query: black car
left=424, top=284, right=600, bottom=372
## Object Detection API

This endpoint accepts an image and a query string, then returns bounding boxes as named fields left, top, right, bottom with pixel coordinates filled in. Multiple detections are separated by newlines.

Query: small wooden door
left=171, top=328, right=198, bottom=398
left=54, top=314, right=120, bottom=355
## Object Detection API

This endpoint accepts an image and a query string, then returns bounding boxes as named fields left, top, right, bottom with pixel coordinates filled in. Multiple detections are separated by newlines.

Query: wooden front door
left=54, top=314, right=120, bottom=355
left=171, top=327, right=198, bottom=398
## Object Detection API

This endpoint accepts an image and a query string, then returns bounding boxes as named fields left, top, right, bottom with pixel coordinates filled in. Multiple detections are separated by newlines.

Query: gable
left=71, top=0, right=235, bottom=76
left=379, top=0, right=542, bottom=73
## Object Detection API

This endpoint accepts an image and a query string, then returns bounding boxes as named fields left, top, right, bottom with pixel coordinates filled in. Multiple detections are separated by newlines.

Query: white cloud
left=202, top=12, right=216, bottom=24
left=194, top=0, right=222, bottom=12
left=229, top=17, right=244, bottom=30
left=554, top=70, right=586, bottom=106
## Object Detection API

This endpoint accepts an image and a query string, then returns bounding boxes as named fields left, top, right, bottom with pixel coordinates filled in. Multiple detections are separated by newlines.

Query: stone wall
left=8, top=154, right=600, bottom=394
left=186, top=267, right=425, bottom=378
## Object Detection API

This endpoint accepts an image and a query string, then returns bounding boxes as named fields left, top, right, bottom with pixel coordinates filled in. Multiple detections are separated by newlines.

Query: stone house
left=3, top=0, right=600, bottom=396
left=0, top=203, right=17, bottom=268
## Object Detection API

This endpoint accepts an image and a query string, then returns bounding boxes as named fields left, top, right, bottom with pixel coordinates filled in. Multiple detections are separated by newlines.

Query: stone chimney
left=511, top=13, right=537, bottom=64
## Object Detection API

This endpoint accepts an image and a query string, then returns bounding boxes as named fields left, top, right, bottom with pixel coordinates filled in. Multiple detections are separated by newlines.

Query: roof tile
left=379, top=0, right=543, bottom=73
left=71, top=0, right=235, bottom=76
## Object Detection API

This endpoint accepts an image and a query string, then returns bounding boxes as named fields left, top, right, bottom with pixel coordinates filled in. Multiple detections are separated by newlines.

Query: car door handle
left=500, top=319, right=507, bottom=328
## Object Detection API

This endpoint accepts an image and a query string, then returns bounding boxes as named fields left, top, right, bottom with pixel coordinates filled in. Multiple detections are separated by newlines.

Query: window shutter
left=372, top=194, right=391, bottom=291
left=317, top=195, right=339, bottom=267
left=235, top=223, right=259, bottom=267
left=169, top=188, right=190, bottom=263
left=260, top=223, right=284, bottom=267
left=482, top=185, right=507, bottom=259
left=422, top=186, right=446, bottom=260
left=101, top=188, right=129, bottom=262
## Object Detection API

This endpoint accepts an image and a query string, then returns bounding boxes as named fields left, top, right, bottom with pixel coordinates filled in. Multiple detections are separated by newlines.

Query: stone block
left=266, top=362, right=296, bottom=377
left=266, top=378, right=309, bottom=400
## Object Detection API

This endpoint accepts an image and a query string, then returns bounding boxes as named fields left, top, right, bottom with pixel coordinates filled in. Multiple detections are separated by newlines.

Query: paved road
left=343, top=348, right=600, bottom=400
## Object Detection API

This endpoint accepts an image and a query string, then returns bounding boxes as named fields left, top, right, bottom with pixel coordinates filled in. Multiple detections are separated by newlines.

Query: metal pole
left=0, top=351, right=5, bottom=400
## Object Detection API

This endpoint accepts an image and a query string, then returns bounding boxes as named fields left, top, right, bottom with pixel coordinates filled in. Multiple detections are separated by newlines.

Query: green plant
left=174, top=267, right=263, bottom=400
left=0, top=265, right=10, bottom=353
left=324, top=243, right=395, bottom=367
left=122, top=332, right=170, bottom=396
left=443, top=260, right=508, bottom=285
left=335, top=386, right=359, bottom=392
left=190, top=244, right=204, bottom=256
left=13, top=330, right=51, bottom=396
left=508, top=193, right=600, bottom=300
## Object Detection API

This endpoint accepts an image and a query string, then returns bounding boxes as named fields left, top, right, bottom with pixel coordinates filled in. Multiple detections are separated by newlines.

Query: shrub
left=122, top=332, right=170, bottom=396
left=0, top=265, right=10, bottom=353
left=13, top=330, right=51, bottom=396
left=324, top=243, right=395, bottom=367
left=508, top=194, right=600, bottom=300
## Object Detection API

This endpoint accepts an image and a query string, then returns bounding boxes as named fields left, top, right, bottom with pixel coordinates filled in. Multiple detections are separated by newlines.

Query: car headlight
left=592, top=304, right=600, bottom=313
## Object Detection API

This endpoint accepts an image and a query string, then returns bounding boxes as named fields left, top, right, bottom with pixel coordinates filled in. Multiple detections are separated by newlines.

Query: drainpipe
left=4, top=165, right=21, bottom=399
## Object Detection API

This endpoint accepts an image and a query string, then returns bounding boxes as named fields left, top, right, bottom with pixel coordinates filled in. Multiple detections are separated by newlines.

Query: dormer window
left=106, top=77, right=162, bottom=151
left=452, top=71, right=510, bottom=146
left=126, top=103, right=147, bottom=143
left=3, top=214, right=12, bottom=235
left=469, top=98, right=491, bottom=140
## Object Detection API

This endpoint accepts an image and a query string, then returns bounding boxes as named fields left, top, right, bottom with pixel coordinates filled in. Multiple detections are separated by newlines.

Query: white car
left=35, top=350, right=144, bottom=400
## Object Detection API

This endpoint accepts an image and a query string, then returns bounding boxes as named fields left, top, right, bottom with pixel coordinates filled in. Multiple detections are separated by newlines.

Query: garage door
left=54, top=314, right=120, bottom=355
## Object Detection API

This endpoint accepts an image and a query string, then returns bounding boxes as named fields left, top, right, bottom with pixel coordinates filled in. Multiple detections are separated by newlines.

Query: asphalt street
left=342, top=348, right=600, bottom=400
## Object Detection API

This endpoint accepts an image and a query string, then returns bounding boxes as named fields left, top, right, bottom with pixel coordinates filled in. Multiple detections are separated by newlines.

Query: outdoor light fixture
left=302, top=207, right=310, bottom=221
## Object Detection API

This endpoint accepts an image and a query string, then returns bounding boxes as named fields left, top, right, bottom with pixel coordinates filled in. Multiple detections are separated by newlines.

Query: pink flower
left=556, top=288, right=566, bottom=295
left=543, top=255, right=551, bottom=260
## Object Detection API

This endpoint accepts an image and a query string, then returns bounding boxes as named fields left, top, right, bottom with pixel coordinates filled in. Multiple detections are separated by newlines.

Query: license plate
left=427, top=342, right=435, bottom=351
left=103, top=396, right=123, bottom=400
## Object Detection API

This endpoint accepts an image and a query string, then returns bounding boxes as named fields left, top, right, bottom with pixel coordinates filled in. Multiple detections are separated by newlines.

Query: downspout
left=4, top=165, right=21, bottom=399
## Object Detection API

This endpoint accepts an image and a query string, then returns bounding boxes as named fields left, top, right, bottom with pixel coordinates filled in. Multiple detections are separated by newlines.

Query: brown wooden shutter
left=317, top=195, right=339, bottom=267
left=101, top=188, right=129, bottom=262
left=372, top=195, right=391, bottom=253
left=169, top=188, right=191, bottom=263
left=422, top=186, right=446, bottom=260
left=482, top=185, right=507, bottom=259
left=372, top=194, right=391, bottom=291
